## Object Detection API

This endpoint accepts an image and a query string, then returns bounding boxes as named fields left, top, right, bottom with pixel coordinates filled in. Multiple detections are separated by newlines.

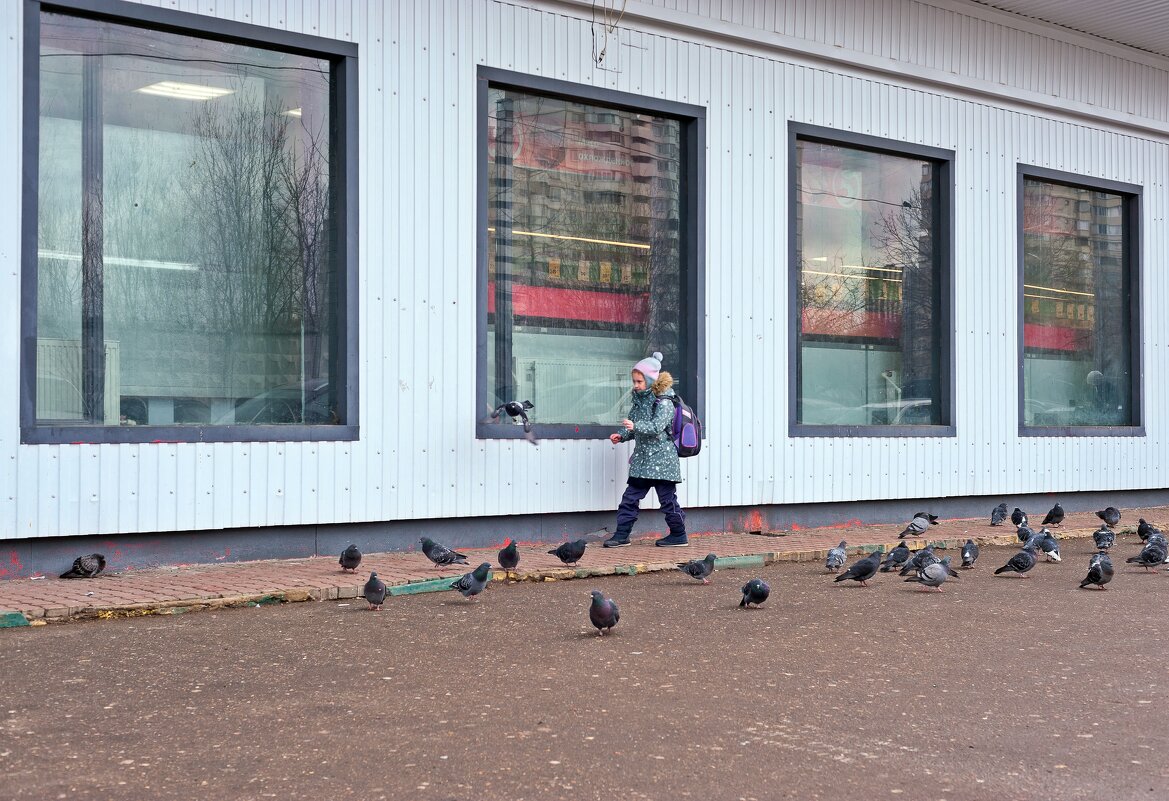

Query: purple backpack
left=656, top=393, right=703, bottom=458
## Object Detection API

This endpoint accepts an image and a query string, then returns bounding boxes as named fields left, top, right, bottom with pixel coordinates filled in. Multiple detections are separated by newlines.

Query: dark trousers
left=614, top=477, right=686, bottom=538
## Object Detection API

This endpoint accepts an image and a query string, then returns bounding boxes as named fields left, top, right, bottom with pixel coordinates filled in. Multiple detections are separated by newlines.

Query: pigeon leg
left=702, top=578, right=710, bottom=585
left=935, top=586, right=944, bottom=593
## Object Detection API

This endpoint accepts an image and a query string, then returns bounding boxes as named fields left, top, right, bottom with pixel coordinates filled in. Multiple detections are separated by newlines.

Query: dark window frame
left=788, top=123, right=956, bottom=438
left=1016, top=165, right=1143, bottom=438
left=21, top=0, right=359, bottom=444
left=475, top=67, right=706, bottom=441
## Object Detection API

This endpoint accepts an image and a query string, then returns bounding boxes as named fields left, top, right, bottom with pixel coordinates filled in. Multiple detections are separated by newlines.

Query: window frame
left=1016, top=164, right=1143, bottom=438
left=20, top=0, right=359, bottom=444
left=475, top=67, right=706, bottom=441
left=788, top=123, right=956, bottom=438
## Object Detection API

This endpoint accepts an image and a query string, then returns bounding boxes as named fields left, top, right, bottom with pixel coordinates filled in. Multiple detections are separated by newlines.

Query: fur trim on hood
left=651, top=371, right=674, bottom=395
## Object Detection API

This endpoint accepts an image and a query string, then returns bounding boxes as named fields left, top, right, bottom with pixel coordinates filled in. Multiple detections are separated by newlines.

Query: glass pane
left=37, top=12, right=338, bottom=427
left=485, top=88, right=684, bottom=426
left=795, top=141, right=942, bottom=426
left=1022, top=179, right=1131, bottom=427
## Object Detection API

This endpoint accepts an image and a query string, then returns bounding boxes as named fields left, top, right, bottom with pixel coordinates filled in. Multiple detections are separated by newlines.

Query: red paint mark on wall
left=742, top=510, right=766, bottom=532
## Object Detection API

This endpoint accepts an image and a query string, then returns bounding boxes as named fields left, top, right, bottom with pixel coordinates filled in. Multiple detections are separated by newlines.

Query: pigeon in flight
left=899, top=545, right=939, bottom=576
left=880, top=541, right=910, bottom=572
left=489, top=400, right=538, bottom=444
left=338, top=544, right=362, bottom=573
left=420, top=537, right=469, bottom=567
left=497, top=539, right=520, bottom=578
left=451, top=562, right=493, bottom=600
left=1080, top=552, right=1114, bottom=590
left=1126, top=540, right=1167, bottom=571
left=900, top=512, right=938, bottom=537
left=904, top=556, right=959, bottom=592
left=1096, top=506, right=1121, bottom=527
left=679, top=553, right=717, bottom=584
left=59, top=554, right=106, bottom=579
left=960, top=539, right=979, bottom=569
left=739, top=578, right=770, bottom=608
left=1011, top=508, right=1027, bottom=527
left=588, top=590, right=620, bottom=636
left=834, top=550, right=882, bottom=586
left=1042, top=502, right=1065, bottom=527
left=363, top=571, right=387, bottom=610
left=994, top=544, right=1038, bottom=577
left=990, top=503, right=1009, bottom=526
left=825, top=540, right=848, bottom=572
left=1093, top=526, right=1115, bottom=551
left=548, top=539, right=588, bottom=567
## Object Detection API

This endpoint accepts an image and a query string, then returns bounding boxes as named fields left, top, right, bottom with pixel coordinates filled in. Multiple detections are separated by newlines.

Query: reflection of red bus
left=487, top=282, right=648, bottom=325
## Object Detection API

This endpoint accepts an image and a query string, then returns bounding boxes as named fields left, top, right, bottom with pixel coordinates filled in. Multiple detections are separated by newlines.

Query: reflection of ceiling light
left=38, top=249, right=197, bottom=271
left=1023, top=282, right=1093, bottom=297
left=136, top=81, right=234, bottom=100
left=486, top=227, right=649, bottom=250
left=802, top=269, right=902, bottom=283
left=284, top=108, right=303, bottom=117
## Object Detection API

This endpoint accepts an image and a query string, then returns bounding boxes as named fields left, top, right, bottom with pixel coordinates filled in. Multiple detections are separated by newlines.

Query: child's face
left=631, top=370, right=647, bottom=390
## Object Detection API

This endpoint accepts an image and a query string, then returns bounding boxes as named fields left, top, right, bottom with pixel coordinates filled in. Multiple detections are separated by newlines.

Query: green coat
left=616, top=387, right=682, bottom=483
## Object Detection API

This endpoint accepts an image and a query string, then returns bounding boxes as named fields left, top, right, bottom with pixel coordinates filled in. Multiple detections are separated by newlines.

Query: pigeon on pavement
left=990, top=503, right=1009, bottom=526
left=548, top=539, right=588, bottom=567
left=59, top=554, right=106, bottom=579
left=1038, top=529, right=1062, bottom=562
left=1096, top=506, right=1121, bottom=527
left=1126, top=541, right=1167, bottom=571
left=825, top=540, right=848, bottom=572
left=994, top=544, right=1038, bottom=577
left=1016, top=524, right=1035, bottom=544
left=451, top=562, right=493, bottom=600
left=904, top=556, right=959, bottom=592
left=1080, top=552, right=1114, bottom=589
left=961, top=539, right=980, bottom=569
left=900, top=513, right=937, bottom=537
left=834, top=550, right=882, bottom=586
left=679, top=553, right=717, bottom=584
left=1092, top=526, right=1116, bottom=551
left=588, top=590, right=620, bottom=635
left=497, top=539, right=520, bottom=577
left=1137, top=518, right=1160, bottom=542
left=1011, top=508, right=1028, bottom=527
left=363, top=571, right=387, bottom=610
left=739, top=578, right=770, bottom=608
left=899, top=545, right=939, bottom=576
left=880, top=541, right=910, bottom=572
left=339, top=544, right=362, bottom=573
left=421, top=537, right=469, bottom=567
left=1042, top=502, right=1065, bottom=527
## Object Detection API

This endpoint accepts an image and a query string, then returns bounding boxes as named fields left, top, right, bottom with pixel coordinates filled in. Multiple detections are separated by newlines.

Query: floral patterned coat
left=615, top=374, right=682, bottom=483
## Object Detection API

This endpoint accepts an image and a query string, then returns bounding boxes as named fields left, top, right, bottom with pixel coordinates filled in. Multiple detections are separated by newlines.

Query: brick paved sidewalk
left=0, top=507, right=1162, bottom=625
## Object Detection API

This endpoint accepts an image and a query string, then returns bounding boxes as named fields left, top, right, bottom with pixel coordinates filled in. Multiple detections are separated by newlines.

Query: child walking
left=604, top=352, right=688, bottom=548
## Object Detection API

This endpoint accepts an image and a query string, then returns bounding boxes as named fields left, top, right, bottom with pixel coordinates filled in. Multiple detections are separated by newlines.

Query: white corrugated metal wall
left=0, top=0, right=1166, bottom=540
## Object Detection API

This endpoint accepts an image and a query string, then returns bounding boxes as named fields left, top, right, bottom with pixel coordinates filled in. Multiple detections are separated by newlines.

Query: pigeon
left=363, top=571, right=387, bottom=610
left=879, top=541, right=910, bottom=572
left=1092, top=526, right=1115, bottom=551
left=900, top=513, right=936, bottom=537
left=1037, top=530, right=1061, bottom=562
left=679, top=553, right=717, bottom=584
left=497, top=539, right=520, bottom=577
left=1126, top=541, right=1167, bottom=571
left=420, top=537, right=469, bottom=567
left=338, top=544, right=362, bottom=573
left=1096, top=506, right=1121, bottom=527
left=913, top=512, right=940, bottom=525
left=1016, top=524, right=1035, bottom=544
left=904, top=556, right=959, bottom=592
left=451, top=562, right=492, bottom=600
left=59, top=554, right=106, bottom=579
left=1080, top=552, right=1114, bottom=589
left=739, top=578, right=770, bottom=608
left=834, top=550, right=882, bottom=586
left=960, top=539, right=980, bottom=569
left=1137, top=518, right=1160, bottom=542
left=1011, top=508, right=1027, bottom=527
left=588, top=590, right=620, bottom=635
left=825, top=540, right=848, bottom=572
left=489, top=400, right=538, bottom=443
left=548, top=539, right=588, bottom=567
left=899, top=545, right=938, bottom=576
left=1042, top=502, right=1065, bottom=527
left=990, top=503, right=1009, bottom=526
left=994, top=544, right=1038, bottom=577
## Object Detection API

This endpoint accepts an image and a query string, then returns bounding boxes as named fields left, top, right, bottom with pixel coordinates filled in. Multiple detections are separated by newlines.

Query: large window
left=478, top=70, right=704, bottom=438
left=22, top=1, right=357, bottom=443
left=1019, top=169, right=1140, bottom=432
left=791, top=127, right=952, bottom=434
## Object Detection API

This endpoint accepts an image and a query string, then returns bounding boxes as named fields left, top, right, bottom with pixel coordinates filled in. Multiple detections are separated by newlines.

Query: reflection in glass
left=795, top=141, right=943, bottom=426
left=485, top=88, right=684, bottom=426
left=1022, top=179, right=1132, bottom=427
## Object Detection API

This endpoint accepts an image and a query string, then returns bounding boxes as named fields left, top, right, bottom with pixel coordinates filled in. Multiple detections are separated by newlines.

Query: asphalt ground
left=3, top=535, right=1168, bottom=801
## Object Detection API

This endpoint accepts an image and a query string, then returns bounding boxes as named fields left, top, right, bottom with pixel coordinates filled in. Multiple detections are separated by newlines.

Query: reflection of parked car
left=218, top=379, right=334, bottom=425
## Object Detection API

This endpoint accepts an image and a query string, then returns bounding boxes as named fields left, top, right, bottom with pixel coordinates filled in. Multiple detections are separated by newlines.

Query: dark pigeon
left=880, top=541, right=910, bottom=572
left=420, top=537, right=469, bottom=567
left=994, top=544, right=1038, bottom=577
left=960, top=539, right=980, bottom=568
left=588, top=590, right=620, bottom=635
left=739, top=578, right=770, bottom=608
left=1080, top=552, right=1114, bottom=590
left=904, top=556, right=958, bottom=592
left=899, top=545, right=938, bottom=576
left=825, top=540, right=848, bottom=572
left=990, top=503, right=1009, bottom=526
left=489, top=400, right=538, bottom=444
left=497, top=539, right=520, bottom=574
left=1126, top=541, right=1167, bottom=571
left=1092, top=526, right=1116, bottom=551
left=834, top=550, right=882, bottom=586
left=679, top=553, right=717, bottom=584
left=59, top=554, right=106, bottom=579
left=1042, top=502, right=1065, bottom=527
left=1096, top=506, right=1121, bottom=527
left=1038, top=530, right=1062, bottom=563
left=913, top=512, right=940, bottom=525
left=548, top=539, right=588, bottom=567
left=1137, top=518, right=1160, bottom=542
left=1016, top=524, right=1035, bottom=544
left=338, top=544, right=362, bottom=573
left=363, top=571, right=387, bottom=610
left=1011, top=508, right=1027, bottom=527
left=451, top=562, right=492, bottom=600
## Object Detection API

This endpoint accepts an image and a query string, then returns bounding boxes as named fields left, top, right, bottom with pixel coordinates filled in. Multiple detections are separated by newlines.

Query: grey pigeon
left=1042, top=502, right=1065, bottom=527
left=1126, top=541, right=1167, bottom=571
left=420, top=537, right=469, bottom=567
left=913, top=512, right=940, bottom=525
left=899, top=514, right=933, bottom=537
left=899, top=545, right=938, bottom=576
left=904, top=556, right=958, bottom=592
left=60, top=554, right=106, bottom=579
left=588, top=590, right=620, bottom=635
left=990, top=503, right=1008, bottom=526
left=339, top=544, right=362, bottom=573
left=834, top=550, right=882, bottom=586
left=679, top=553, right=717, bottom=584
left=1038, top=530, right=1061, bottom=563
left=1016, top=523, right=1035, bottom=543
left=960, top=539, right=979, bottom=568
left=825, top=540, right=848, bottom=572
left=1080, top=552, right=1114, bottom=589
left=739, top=578, right=770, bottom=608
left=548, top=539, right=588, bottom=567
left=994, top=544, right=1038, bottom=577
left=363, top=571, right=387, bottom=610
left=1096, top=506, right=1121, bottom=527
left=1011, top=508, right=1027, bottom=527
left=1092, top=526, right=1116, bottom=551
left=880, top=541, right=910, bottom=572
left=497, top=539, right=520, bottom=575
left=451, top=562, right=492, bottom=599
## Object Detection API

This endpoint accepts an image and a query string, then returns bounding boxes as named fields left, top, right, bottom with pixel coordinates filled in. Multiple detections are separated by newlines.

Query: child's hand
left=609, top=433, right=622, bottom=444
left=622, top=419, right=634, bottom=430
